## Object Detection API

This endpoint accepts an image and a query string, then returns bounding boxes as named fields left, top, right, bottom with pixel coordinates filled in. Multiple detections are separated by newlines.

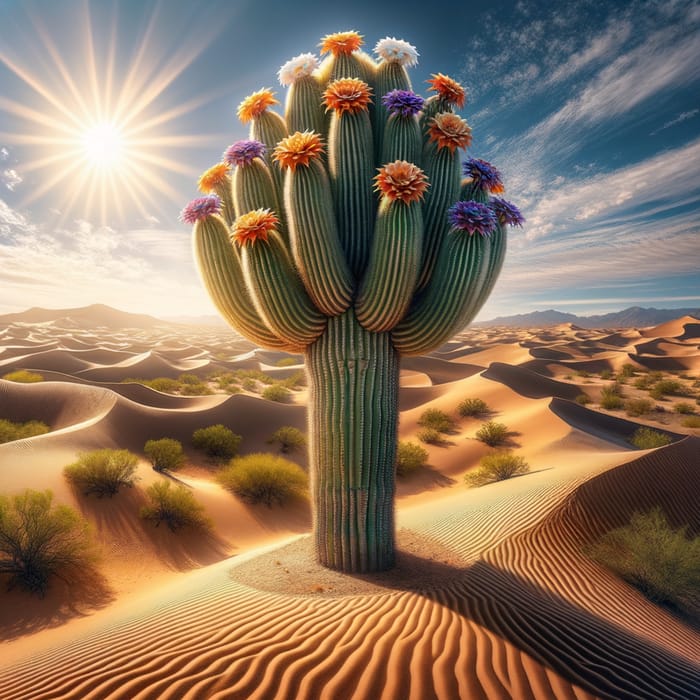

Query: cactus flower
left=374, top=37, right=419, bottom=66
left=320, top=30, right=363, bottom=56
left=428, top=113, right=472, bottom=152
left=224, top=140, right=266, bottom=167
left=427, top=73, right=466, bottom=109
left=491, top=197, right=525, bottom=227
left=323, top=78, right=373, bottom=114
left=278, top=52, right=319, bottom=86
left=237, top=89, right=280, bottom=123
left=382, top=89, right=424, bottom=117
left=447, top=200, right=497, bottom=236
left=179, top=195, right=221, bottom=224
left=463, top=158, right=505, bottom=194
left=273, top=131, right=325, bottom=171
left=197, top=163, right=230, bottom=194
left=232, top=208, right=280, bottom=246
left=374, top=161, right=429, bottom=203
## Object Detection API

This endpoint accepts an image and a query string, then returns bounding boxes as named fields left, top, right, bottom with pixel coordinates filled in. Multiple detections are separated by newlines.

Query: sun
left=81, top=122, right=126, bottom=169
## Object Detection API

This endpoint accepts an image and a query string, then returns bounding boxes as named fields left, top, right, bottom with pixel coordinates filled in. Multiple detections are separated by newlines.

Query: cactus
left=184, top=31, right=523, bottom=573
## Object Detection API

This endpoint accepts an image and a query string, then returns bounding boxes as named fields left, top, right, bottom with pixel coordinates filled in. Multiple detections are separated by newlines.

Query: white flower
left=278, top=53, right=319, bottom=86
left=373, top=37, right=419, bottom=66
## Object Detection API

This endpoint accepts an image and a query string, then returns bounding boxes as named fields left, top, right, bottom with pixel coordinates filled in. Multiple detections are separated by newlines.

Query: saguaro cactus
left=185, top=32, right=523, bottom=573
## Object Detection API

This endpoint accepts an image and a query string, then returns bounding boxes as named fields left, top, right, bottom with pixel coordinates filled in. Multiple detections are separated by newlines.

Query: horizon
left=0, top=0, right=699, bottom=320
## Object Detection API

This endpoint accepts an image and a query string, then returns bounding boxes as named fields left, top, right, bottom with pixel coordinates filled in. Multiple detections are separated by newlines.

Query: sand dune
left=483, top=361, right=583, bottom=401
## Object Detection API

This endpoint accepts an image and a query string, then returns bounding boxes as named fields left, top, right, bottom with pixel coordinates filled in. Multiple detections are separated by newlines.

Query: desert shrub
left=629, top=427, right=672, bottom=450
left=600, top=369, right=613, bottom=380
left=178, top=373, right=201, bottom=385
left=457, top=398, right=489, bottom=418
left=466, top=451, right=529, bottom=487
left=268, top=426, right=306, bottom=453
left=634, top=375, right=654, bottom=390
left=673, top=402, right=695, bottom=415
left=262, top=383, right=292, bottom=402
left=575, top=394, right=591, bottom=405
left=214, top=372, right=239, bottom=391
left=681, top=415, right=700, bottom=428
left=396, top=441, right=428, bottom=476
left=64, top=449, right=139, bottom=497
left=218, top=453, right=308, bottom=507
left=620, top=364, right=637, bottom=378
left=140, top=481, right=210, bottom=532
left=241, top=378, right=257, bottom=392
left=2, top=370, right=43, bottom=383
left=418, top=408, right=453, bottom=433
left=144, top=438, right=186, bottom=472
left=586, top=508, right=700, bottom=616
left=624, top=398, right=655, bottom=417
left=192, top=424, right=242, bottom=461
left=275, top=357, right=298, bottom=367
left=180, top=382, right=213, bottom=396
left=475, top=421, right=510, bottom=446
left=123, top=377, right=181, bottom=393
left=576, top=369, right=591, bottom=378
left=0, top=418, right=50, bottom=444
left=417, top=428, right=442, bottom=445
left=0, top=489, right=96, bottom=595
left=649, top=379, right=683, bottom=400
left=600, top=385, right=624, bottom=410
left=279, top=370, right=307, bottom=389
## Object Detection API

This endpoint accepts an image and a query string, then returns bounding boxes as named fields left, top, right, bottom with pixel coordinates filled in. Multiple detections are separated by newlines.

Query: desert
left=0, top=305, right=698, bottom=699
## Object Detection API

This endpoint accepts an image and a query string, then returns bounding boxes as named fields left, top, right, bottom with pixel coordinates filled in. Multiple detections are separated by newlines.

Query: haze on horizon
left=0, top=0, right=698, bottom=321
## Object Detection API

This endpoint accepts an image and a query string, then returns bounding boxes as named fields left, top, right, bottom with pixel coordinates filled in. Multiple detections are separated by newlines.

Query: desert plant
left=634, top=375, right=654, bottom=390
left=417, top=428, right=443, bottom=445
left=418, top=408, right=454, bottom=433
left=624, top=398, right=655, bottom=417
left=187, top=31, right=522, bottom=572
left=576, top=369, right=591, bottom=378
left=396, top=441, right=428, bottom=476
left=276, top=357, right=299, bottom=367
left=619, top=364, right=637, bottom=378
left=673, top=402, right=695, bottom=415
left=575, top=394, right=591, bottom=405
left=0, top=418, right=50, bottom=444
left=268, top=426, right=306, bottom=453
left=600, top=369, right=613, bottom=380
left=681, top=415, right=700, bottom=428
left=144, top=438, right=186, bottom=472
left=0, top=489, right=96, bottom=595
left=649, top=378, right=683, bottom=400
left=457, top=397, right=489, bottom=417
left=600, top=385, right=624, bottom=410
left=261, top=383, right=292, bottom=402
left=475, top=420, right=510, bottom=446
left=2, top=370, right=43, bottom=383
left=178, top=373, right=202, bottom=385
left=192, top=424, right=242, bottom=461
left=586, top=508, right=700, bottom=616
left=64, top=449, right=139, bottom=497
left=218, top=453, right=308, bottom=507
left=140, top=481, right=211, bottom=532
left=466, top=451, right=529, bottom=486
left=629, top=427, right=672, bottom=449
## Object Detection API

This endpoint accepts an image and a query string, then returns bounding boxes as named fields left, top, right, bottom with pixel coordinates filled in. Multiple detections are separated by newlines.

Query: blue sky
left=0, top=0, right=698, bottom=320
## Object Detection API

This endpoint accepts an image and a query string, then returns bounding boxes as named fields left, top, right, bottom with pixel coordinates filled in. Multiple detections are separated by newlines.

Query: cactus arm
left=192, top=215, right=297, bottom=351
left=374, top=60, right=412, bottom=160
left=285, top=76, right=327, bottom=137
left=381, top=112, right=422, bottom=165
left=356, top=197, right=423, bottom=332
left=250, top=110, right=288, bottom=204
left=232, top=158, right=287, bottom=239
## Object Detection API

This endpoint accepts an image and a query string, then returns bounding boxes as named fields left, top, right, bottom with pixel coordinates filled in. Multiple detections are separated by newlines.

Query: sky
left=0, top=0, right=698, bottom=321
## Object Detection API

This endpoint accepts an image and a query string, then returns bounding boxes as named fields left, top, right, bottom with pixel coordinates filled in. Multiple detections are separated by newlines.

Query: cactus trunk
left=306, top=309, right=398, bottom=572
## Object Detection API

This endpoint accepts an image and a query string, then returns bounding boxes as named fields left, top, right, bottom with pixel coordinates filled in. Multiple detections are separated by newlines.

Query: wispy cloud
left=650, top=108, right=699, bottom=136
left=2, top=168, right=22, bottom=190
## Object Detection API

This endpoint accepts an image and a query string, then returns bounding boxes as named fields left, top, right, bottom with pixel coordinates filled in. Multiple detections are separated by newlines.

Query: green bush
left=634, top=375, right=654, bottom=390
left=600, top=385, right=624, bottom=410
left=457, top=398, right=489, bottom=418
left=192, top=424, right=242, bottom=461
left=681, top=415, right=700, bottom=428
left=649, top=379, right=683, bottom=400
left=178, top=373, right=201, bottom=385
left=0, top=418, right=50, bottom=444
left=218, top=453, right=308, bottom=507
left=0, top=489, right=96, bottom=595
left=275, top=357, right=298, bottom=367
left=64, top=449, right=139, bottom=497
left=144, top=438, right=186, bottom=472
left=624, top=398, right=655, bottom=417
left=418, top=408, right=453, bottom=433
left=475, top=421, right=510, bottom=447
left=268, top=426, right=306, bottom=453
left=262, top=383, right=292, bottom=402
left=576, top=369, right=591, bottom=378
left=629, top=427, right=672, bottom=449
left=396, top=441, right=428, bottom=476
left=673, top=402, right=695, bottom=415
left=140, top=481, right=211, bottom=532
left=575, top=394, right=591, bottom=405
left=417, top=428, right=442, bottom=445
left=241, top=378, right=258, bottom=392
left=586, top=508, right=699, bottom=616
left=620, top=364, right=637, bottom=378
left=2, top=370, right=44, bottom=383
left=466, top=451, right=529, bottom=487
left=122, top=377, right=181, bottom=393
left=600, top=369, right=613, bottom=380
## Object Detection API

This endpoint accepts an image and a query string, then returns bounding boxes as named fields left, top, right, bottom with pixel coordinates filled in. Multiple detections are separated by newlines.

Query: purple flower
left=462, top=158, right=504, bottom=193
left=224, top=140, right=266, bottom=166
left=382, top=89, right=424, bottom=117
left=490, top=197, right=524, bottom=227
left=179, top=195, right=221, bottom=224
left=447, top=200, right=497, bottom=237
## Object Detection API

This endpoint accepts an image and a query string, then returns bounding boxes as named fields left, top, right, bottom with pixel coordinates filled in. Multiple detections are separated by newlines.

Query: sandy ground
left=0, top=309, right=699, bottom=698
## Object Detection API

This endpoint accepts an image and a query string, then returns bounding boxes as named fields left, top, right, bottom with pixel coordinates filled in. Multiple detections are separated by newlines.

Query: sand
left=0, top=310, right=699, bottom=698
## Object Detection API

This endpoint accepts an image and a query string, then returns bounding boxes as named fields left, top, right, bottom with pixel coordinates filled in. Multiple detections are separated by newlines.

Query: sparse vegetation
left=673, top=402, right=695, bottom=415
left=268, top=426, right=306, bottom=453
left=275, top=357, right=298, bottom=367
left=600, top=369, right=613, bottom=380
left=122, top=377, right=181, bottom=393
left=262, top=383, right=292, bottom=402
left=2, top=370, right=44, bottom=383
left=620, top=364, right=637, bottom=378
left=0, top=418, right=50, bottom=444
left=634, top=375, right=654, bottom=390
left=457, top=398, right=490, bottom=418
left=418, top=408, right=454, bottom=433
left=629, top=427, right=672, bottom=450
left=600, top=384, right=624, bottom=410
left=624, top=398, right=655, bottom=417
left=192, top=424, right=242, bottom=461
left=576, top=369, right=591, bottom=378
left=396, top=441, right=428, bottom=476
left=466, top=451, right=530, bottom=487
left=575, top=394, right=591, bottom=405
left=681, top=415, right=700, bottom=428
left=417, top=428, right=442, bottom=445
left=475, top=420, right=510, bottom=447
left=649, top=378, right=684, bottom=400
left=0, top=489, right=96, bottom=595
left=218, top=453, right=308, bottom=507
left=144, top=438, right=186, bottom=472
left=586, top=508, right=700, bottom=618
left=64, top=449, right=139, bottom=497
left=140, top=481, right=211, bottom=532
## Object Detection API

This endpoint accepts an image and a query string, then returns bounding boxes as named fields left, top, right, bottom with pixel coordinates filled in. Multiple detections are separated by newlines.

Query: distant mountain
left=0, top=304, right=167, bottom=330
left=163, top=314, right=227, bottom=327
left=477, top=306, right=700, bottom=328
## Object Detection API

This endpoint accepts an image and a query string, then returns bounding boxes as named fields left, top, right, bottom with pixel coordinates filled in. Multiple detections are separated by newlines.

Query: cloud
left=2, top=168, right=21, bottom=190
left=0, top=147, right=8, bottom=160
left=650, top=108, right=699, bottom=136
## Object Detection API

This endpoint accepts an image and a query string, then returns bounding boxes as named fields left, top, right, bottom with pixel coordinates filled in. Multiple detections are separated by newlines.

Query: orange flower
left=232, top=209, right=280, bottom=247
left=197, top=163, right=230, bottom=193
left=427, top=73, right=466, bottom=109
left=428, top=113, right=472, bottom=153
left=323, top=78, right=372, bottom=114
left=273, top=131, right=325, bottom=171
left=374, top=161, right=429, bottom=204
left=237, top=89, right=279, bottom=123
left=320, top=31, right=363, bottom=56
